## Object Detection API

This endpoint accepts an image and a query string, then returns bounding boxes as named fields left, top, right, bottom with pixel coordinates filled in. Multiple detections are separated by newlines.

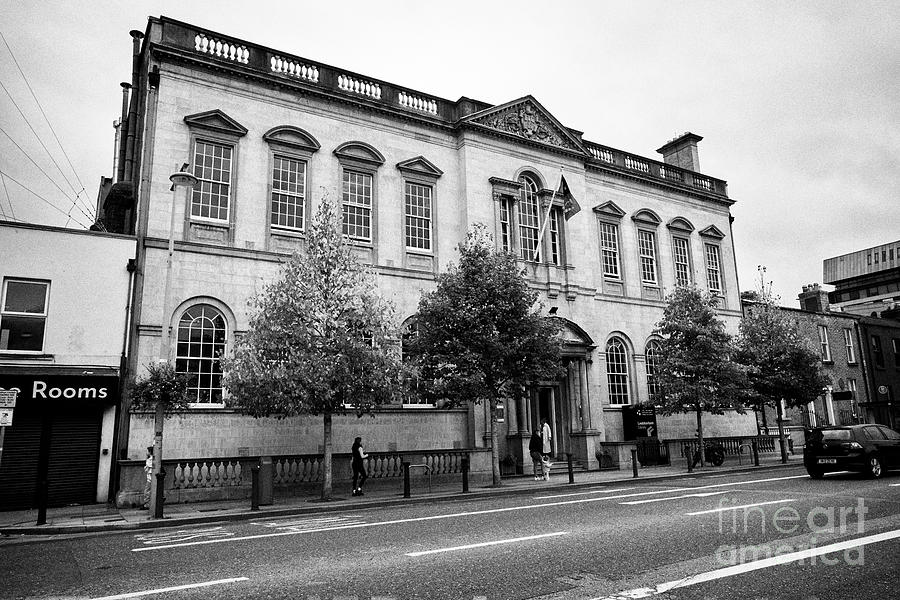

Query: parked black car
left=804, top=424, right=900, bottom=479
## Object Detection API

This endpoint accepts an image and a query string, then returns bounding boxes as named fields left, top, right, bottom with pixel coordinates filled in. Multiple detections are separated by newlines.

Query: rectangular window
left=404, top=182, right=432, bottom=251
left=599, top=222, right=620, bottom=278
left=191, top=140, right=232, bottom=222
left=705, top=244, right=722, bottom=293
left=872, top=335, right=885, bottom=368
left=342, top=170, right=372, bottom=241
left=844, top=328, right=856, bottom=363
left=499, top=198, right=511, bottom=253
left=638, top=230, right=658, bottom=284
left=672, top=237, right=691, bottom=286
left=848, top=378, right=857, bottom=396
left=549, top=209, right=560, bottom=266
left=270, top=155, right=306, bottom=231
left=1, top=279, right=50, bottom=352
left=518, top=196, right=540, bottom=261
left=818, top=325, right=832, bottom=362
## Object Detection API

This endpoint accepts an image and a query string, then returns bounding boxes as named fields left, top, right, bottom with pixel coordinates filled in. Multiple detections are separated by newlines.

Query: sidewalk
left=0, top=454, right=801, bottom=538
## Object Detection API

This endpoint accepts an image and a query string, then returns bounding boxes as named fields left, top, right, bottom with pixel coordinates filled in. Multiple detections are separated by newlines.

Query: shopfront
left=0, top=370, right=119, bottom=510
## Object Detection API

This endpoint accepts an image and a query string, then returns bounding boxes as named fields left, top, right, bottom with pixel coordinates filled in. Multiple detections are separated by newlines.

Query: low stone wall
left=116, top=448, right=493, bottom=507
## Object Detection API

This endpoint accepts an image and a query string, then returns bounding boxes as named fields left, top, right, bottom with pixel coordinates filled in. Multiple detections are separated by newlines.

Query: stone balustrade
left=270, top=55, right=319, bottom=83
left=194, top=33, right=249, bottom=64
left=398, top=91, right=438, bottom=115
left=337, top=74, right=382, bottom=99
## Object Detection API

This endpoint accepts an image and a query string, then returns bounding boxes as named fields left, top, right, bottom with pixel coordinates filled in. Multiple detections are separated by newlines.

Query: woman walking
left=351, top=436, right=369, bottom=496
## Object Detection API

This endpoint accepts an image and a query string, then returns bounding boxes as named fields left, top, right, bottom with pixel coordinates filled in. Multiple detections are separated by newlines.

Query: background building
left=823, top=240, right=900, bottom=316
left=0, top=222, right=135, bottom=509
left=102, top=17, right=753, bottom=503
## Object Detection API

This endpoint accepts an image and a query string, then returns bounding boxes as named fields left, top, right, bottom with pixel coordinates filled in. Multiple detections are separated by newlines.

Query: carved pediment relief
left=699, top=224, right=726, bottom=239
left=333, top=141, right=385, bottom=167
left=183, top=109, right=248, bottom=137
left=463, top=96, right=585, bottom=153
left=551, top=317, right=596, bottom=350
left=262, top=126, right=321, bottom=153
left=396, top=156, right=443, bottom=179
left=667, top=217, right=695, bottom=233
left=593, top=200, right=625, bottom=219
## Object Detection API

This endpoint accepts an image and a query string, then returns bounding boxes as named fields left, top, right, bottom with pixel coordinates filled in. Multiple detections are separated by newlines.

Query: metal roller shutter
left=0, top=410, right=41, bottom=510
left=47, top=406, right=102, bottom=507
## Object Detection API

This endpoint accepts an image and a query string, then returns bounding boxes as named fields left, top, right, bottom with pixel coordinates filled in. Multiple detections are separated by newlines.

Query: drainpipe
left=116, top=83, right=130, bottom=183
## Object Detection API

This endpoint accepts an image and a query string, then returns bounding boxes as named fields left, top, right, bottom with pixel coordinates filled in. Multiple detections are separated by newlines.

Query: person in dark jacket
left=529, top=432, right=543, bottom=481
left=351, top=437, right=369, bottom=496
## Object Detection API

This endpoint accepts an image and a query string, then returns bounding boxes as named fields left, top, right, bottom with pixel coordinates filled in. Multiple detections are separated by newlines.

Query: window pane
left=518, top=176, right=540, bottom=261
left=404, top=182, right=432, bottom=250
left=606, top=337, right=630, bottom=405
left=191, top=141, right=232, bottom=222
left=639, top=230, right=657, bottom=284
left=342, top=171, right=372, bottom=240
left=175, top=304, right=227, bottom=404
left=3, top=281, right=47, bottom=313
left=0, top=315, right=45, bottom=351
left=705, top=244, right=722, bottom=292
left=271, top=156, right=306, bottom=230
left=599, top=223, right=620, bottom=278
left=673, top=237, right=691, bottom=286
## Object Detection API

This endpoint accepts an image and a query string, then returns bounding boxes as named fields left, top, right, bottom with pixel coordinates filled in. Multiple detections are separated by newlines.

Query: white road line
left=405, top=532, right=568, bottom=557
left=536, top=487, right=635, bottom=499
left=589, top=528, right=900, bottom=600
left=686, top=498, right=798, bottom=516
left=90, top=577, right=249, bottom=599
left=620, top=491, right=729, bottom=505
left=132, top=474, right=810, bottom=552
left=889, top=483, right=900, bottom=487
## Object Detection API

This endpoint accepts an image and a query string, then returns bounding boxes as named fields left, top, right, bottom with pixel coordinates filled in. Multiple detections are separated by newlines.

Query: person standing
left=528, top=431, right=543, bottom=481
left=142, top=446, right=154, bottom=509
left=351, top=437, right=369, bottom=496
left=540, top=418, right=553, bottom=481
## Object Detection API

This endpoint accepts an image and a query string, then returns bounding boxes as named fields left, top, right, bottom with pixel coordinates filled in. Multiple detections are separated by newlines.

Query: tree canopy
left=129, top=361, right=190, bottom=414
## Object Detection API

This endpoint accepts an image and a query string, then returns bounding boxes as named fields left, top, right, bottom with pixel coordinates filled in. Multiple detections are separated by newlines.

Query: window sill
left=0, top=352, right=54, bottom=361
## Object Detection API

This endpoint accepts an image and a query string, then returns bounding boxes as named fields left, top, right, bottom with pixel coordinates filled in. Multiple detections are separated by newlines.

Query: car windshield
left=820, top=429, right=851, bottom=440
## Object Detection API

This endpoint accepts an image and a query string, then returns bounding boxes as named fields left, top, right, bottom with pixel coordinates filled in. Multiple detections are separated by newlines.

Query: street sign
left=0, top=389, right=17, bottom=408
left=832, top=391, right=853, bottom=401
left=0, top=409, right=12, bottom=427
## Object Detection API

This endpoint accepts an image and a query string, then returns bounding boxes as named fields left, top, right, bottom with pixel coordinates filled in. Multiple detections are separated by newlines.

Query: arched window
left=646, top=340, right=662, bottom=403
left=518, top=174, right=540, bottom=261
left=606, top=337, right=630, bottom=405
left=175, top=304, right=227, bottom=405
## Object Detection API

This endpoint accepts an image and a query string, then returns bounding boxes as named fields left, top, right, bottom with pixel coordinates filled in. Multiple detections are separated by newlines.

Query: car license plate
left=818, top=458, right=837, bottom=464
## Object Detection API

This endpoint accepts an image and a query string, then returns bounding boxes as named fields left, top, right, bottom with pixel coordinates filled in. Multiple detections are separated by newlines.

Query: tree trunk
left=149, top=401, right=165, bottom=516
left=775, top=399, right=788, bottom=464
left=489, top=399, right=501, bottom=486
left=696, top=405, right=705, bottom=468
left=322, top=411, right=333, bottom=500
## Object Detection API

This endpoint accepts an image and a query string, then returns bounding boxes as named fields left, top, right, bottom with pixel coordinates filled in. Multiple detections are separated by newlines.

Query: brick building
left=101, top=17, right=754, bottom=503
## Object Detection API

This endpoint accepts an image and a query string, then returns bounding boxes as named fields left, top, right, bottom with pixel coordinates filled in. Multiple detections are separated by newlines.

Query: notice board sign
left=622, top=404, right=658, bottom=440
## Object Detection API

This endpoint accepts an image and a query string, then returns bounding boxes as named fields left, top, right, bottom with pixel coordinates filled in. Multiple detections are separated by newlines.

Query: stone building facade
left=103, top=16, right=753, bottom=498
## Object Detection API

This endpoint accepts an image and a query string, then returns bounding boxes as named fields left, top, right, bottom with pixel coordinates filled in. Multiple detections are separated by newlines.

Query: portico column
left=579, top=357, right=591, bottom=429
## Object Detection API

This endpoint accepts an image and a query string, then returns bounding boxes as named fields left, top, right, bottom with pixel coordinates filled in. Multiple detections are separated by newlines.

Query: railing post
left=752, top=440, right=760, bottom=466
left=153, top=468, right=166, bottom=519
left=631, top=449, right=639, bottom=478
left=566, top=452, right=574, bottom=484
left=461, top=456, right=470, bottom=493
left=250, top=464, right=260, bottom=511
left=402, top=461, right=411, bottom=498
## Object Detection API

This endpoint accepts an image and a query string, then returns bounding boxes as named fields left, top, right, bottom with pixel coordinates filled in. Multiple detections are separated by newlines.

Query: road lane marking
left=90, top=577, right=249, bottom=599
left=589, top=528, right=900, bottom=600
left=131, top=474, right=811, bottom=552
left=686, top=498, right=798, bottom=516
left=536, top=487, right=636, bottom=499
left=252, top=516, right=367, bottom=532
left=134, top=526, right=235, bottom=545
left=889, top=483, right=900, bottom=487
left=405, top=532, right=568, bottom=557
left=620, top=491, right=729, bottom=505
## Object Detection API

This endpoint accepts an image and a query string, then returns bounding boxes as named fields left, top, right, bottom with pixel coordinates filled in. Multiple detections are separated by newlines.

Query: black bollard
left=250, top=465, right=260, bottom=511
left=461, top=456, right=470, bottom=493
left=566, top=452, right=574, bottom=484
left=153, top=468, right=166, bottom=519
left=752, top=440, right=760, bottom=467
left=631, top=449, right=639, bottom=478
left=402, top=461, right=411, bottom=498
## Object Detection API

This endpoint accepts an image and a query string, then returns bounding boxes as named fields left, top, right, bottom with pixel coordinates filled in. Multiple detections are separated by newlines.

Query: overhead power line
left=0, top=172, right=16, bottom=219
left=0, top=30, right=96, bottom=222
left=0, top=167, right=91, bottom=229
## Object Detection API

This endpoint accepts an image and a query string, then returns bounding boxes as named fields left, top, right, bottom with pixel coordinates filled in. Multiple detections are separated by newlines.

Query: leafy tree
left=653, top=285, right=747, bottom=466
left=223, top=196, right=401, bottom=500
left=408, top=225, right=563, bottom=485
left=129, top=361, right=190, bottom=514
left=737, top=271, right=828, bottom=461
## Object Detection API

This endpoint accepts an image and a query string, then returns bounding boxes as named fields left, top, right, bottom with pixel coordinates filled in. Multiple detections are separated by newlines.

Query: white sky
left=1, top=0, right=897, bottom=303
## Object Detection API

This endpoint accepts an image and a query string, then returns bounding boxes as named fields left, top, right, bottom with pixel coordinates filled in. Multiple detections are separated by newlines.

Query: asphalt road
left=2, top=466, right=899, bottom=599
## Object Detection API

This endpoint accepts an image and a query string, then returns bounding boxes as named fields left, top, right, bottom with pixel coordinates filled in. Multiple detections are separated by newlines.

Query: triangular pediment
left=593, top=200, right=625, bottom=219
left=183, top=109, right=248, bottom=137
left=699, top=224, right=726, bottom=239
left=396, top=156, right=443, bottom=179
left=262, top=126, right=321, bottom=153
left=551, top=317, right=595, bottom=349
left=462, top=96, right=585, bottom=154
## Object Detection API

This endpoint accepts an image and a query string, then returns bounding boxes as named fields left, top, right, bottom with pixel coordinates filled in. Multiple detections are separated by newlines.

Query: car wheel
left=866, top=455, right=883, bottom=479
left=807, top=469, right=824, bottom=479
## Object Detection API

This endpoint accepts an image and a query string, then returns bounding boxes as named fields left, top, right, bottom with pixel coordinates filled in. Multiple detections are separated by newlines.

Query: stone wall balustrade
left=398, top=91, right=438, bottom=115
left=270, top=55, right=320, bottom=83
left=194, top=33, right=250, bottom=64
left=337, top=74, right=382, bottom=99
left=624, top=155, right=651, bottom=173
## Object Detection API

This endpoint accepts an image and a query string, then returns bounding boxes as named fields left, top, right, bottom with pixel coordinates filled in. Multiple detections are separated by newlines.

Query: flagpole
left=533, top=168, right=563, bottom=262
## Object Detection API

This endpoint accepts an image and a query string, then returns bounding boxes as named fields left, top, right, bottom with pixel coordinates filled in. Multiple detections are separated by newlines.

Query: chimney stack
left=656, top=132, right=703, bottom=172
left=799, top=283, right=829, bottom=313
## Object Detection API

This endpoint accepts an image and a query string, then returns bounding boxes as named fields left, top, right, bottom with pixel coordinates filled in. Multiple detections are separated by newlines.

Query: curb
left=0, top=461, right=801, bottom=537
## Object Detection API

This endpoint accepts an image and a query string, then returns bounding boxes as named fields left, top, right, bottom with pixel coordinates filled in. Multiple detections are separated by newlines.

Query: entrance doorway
left=534, top=386, right=567, bottom=458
